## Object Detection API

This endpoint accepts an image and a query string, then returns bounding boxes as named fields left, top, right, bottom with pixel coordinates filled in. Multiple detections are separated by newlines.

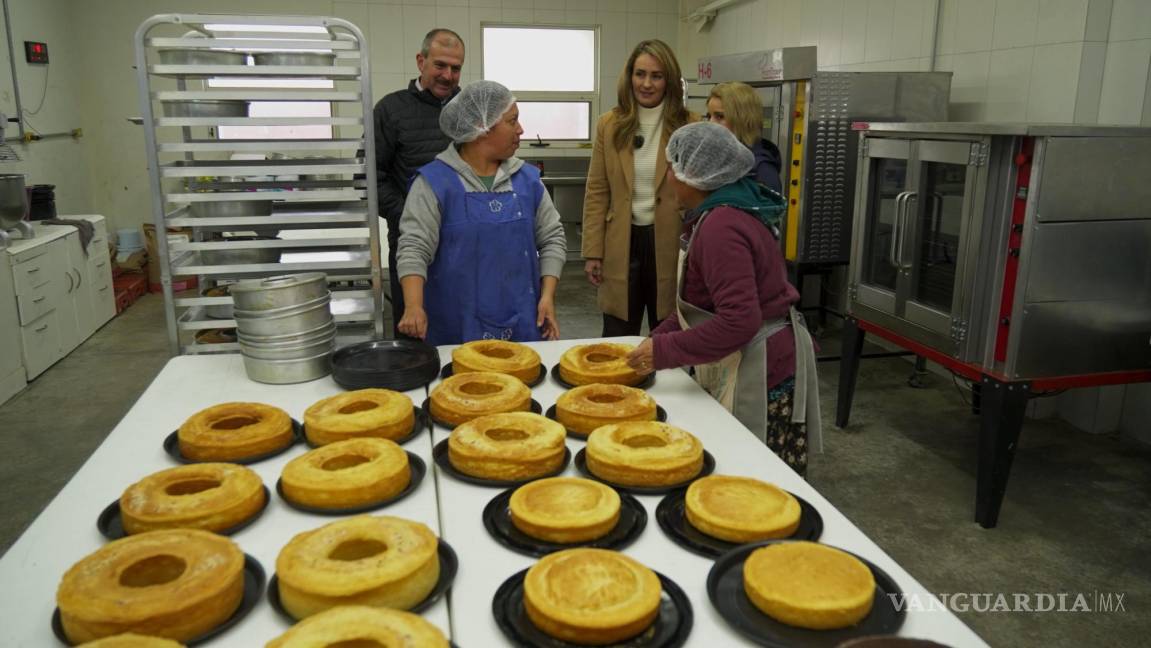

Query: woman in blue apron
left=625, top=122, right=820, bottom=475
left=395, top=80, right=567, bottom=345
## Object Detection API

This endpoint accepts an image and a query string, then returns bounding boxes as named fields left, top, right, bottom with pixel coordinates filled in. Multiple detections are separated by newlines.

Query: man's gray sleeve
left=395, top=175, right=442, bottom=280
left=534, top=184, right=567, bottom=279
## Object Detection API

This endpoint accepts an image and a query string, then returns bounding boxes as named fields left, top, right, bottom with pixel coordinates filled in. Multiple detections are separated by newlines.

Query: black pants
left=602, top=224, right=661, bottom=337
left=385, top=216, right=414, bottom=340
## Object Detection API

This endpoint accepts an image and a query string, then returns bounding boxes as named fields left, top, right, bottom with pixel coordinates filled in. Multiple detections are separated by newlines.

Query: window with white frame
left=481, top=25, right=597, bottom=141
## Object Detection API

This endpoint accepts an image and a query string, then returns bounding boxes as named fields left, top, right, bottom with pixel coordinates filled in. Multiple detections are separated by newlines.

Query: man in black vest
left=374, top=28, right=465, bottom=337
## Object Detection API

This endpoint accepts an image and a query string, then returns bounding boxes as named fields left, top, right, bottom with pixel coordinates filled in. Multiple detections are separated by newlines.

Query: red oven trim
left=994, top=137, right=1034, bottom=363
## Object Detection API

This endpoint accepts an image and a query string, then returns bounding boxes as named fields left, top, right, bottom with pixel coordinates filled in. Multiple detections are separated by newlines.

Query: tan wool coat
left=581, top=110, right=697, bottom=322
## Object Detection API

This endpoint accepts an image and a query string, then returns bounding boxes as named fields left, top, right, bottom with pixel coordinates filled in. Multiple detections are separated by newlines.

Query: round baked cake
left=558, top=343, right=643, bottom=386
left=280, top=438, right=411, bottom=509
left=685, top=475, right=801, bottom=543
left=743, top=541, right=876, bottom=629
left=429, top=371, right=532, bottom=427
left=75, top=633, right=185, bottom=647
left=449, top=412, right=566, bottom=481
left=178, top=402, right=293, bottom=461
left=452, top=339, right=541, bottom=383
left=303, top=389, right=415, bottom=446
left=509, top=477, right=621, bottom=543
left=275, top=515, right=440, bottom=619
left=265, top=605, right=449, bottom=648
left=56, top=529, right=245, bottom=644
left=585, top=421, right=704, bottom=487
left=555, top=383, right=657, bottom=436
left=119, top=463, right=266, bottom=535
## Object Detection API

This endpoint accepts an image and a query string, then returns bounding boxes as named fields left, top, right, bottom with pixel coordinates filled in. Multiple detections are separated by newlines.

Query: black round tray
left=549, top=363, right=655, bottom=390
left=267, top=540, right=457, bottom=621
left=275, top=452, right=426, bottom=515
left=433, top=439, right=571, bottom=488
left=303, top=406, right=431, bottom=448
left=164, top=418, right=303, bottom=465
left=492, top=568, right=693, bottom=648
left=574, top=448, right=716, bottom=495
left=544, top=404, right=668, bottom=440
left=332, top=339, right=441, bottom=392
left=655, top=488, right=823, bottom=558
left=422, top=398, right=543, bottom=430
left=441, top=361, right=547, bottom=388
left=482, top=486, right=647, bottom=557
left=97, top=485, right=272, bottom=541
left=52, top=554, right=265, bottom=647
left=707, top=540, right=906, bottom=647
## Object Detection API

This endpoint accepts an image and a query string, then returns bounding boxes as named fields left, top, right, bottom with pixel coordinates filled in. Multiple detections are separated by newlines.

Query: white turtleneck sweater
left=631, top=102, right=664, bottom=226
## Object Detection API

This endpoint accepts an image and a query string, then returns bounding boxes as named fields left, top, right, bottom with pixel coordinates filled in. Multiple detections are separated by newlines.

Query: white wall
left=0, top=0, right=90, bottom=216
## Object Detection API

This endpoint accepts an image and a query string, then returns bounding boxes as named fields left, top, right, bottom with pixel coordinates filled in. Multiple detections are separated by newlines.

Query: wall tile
left=627, top=12, right=662, bottom=50
left=534, top=9, right=564, bottom=22
left=534, top=0, right=565, bottom=10
left=502, top=0, right=533, bottom=8
left=734, top=0, right=757, bottom=51
left=1036, top=0, right=1089, bottom=44
left=761, top=0, right=785, bottom=51
left=818, top=0, right=844, bottom=67
left=629, top=0, right=661, bottom=12
left=992, top=0, right=1039, bottom=49
left=503, top=7, right=533, bottom=21
left=841, top=0, right=868, bottom=63
left=954, top=0, right=995, bottom=53
left=1109, top=0, right=1151, bottom=41
left=949, top=50, right=991, bottom=119
left=334, top=2, right=371, bottom=34
left=892, top=0, right=925, bottom=60
left=781, top=0, right=803, bottom=48
left=865, top=0, right=895, bottom=62
left=985, top=47, right=1035, bottom=120
left=468, top=7, right=503, bottom=65
left=658, top=12, right=679, bottom=48
left=920, top=0, right=940, bottom=58
left=936, top=0, right=959, bottom=55
left=564, top=10, right=595, bottom=25
left=1026, top=42, right=1082, bottom=121
left=1084, top=0, right=1113, bottom=41
left=402, top=4, right=438, bottom=57
left=800, top=0, right=823, bottom=47
left=1098, top=37, right=1151, bottom=123
left=599, top=12, right=629, bottom=69
left=437, top=0, right=469, bottom=7
left=371, top=3, right=407, bottom=73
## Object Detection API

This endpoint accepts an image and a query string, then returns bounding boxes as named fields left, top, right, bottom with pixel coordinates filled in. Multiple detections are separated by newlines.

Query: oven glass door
left=855, top=138, right=912, bottom=317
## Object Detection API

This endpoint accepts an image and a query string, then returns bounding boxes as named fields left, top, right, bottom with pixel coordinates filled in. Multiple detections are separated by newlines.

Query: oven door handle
left=889, top=191, right=909, bottom=267
left=898, top=191, right=918, bottom=270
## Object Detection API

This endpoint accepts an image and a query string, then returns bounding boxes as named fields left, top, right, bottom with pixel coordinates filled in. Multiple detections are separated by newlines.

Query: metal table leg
left=975, top=377, right=1029, bottom=528
left=835, top=317, right=866, bottom=428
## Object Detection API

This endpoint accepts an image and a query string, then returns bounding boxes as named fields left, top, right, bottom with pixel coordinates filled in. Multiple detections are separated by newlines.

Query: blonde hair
left=612, top=40, right=691, bottom=151
left=708, top=82, right=763, bottom=147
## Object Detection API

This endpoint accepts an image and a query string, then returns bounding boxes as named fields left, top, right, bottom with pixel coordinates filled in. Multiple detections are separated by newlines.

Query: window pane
left=483, top=27, right=595, bottom=92
left=217, top=102, right=333, bottom=140
left=516, top=102, right=590, bottom=141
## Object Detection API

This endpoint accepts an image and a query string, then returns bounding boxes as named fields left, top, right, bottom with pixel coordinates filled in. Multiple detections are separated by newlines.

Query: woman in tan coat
left=582, top=39, right=696, bottom=336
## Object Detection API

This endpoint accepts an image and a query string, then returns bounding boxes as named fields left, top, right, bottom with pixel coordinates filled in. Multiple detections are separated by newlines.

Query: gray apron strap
left=788, top=307, right=823, bottom=452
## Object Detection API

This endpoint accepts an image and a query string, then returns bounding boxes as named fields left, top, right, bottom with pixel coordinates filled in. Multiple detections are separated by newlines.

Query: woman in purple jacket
left=625, top=122, right=820, bottom=475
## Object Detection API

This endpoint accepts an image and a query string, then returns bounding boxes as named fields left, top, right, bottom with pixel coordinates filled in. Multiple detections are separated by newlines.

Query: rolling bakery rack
left=134, top=14, right=383, bottom=355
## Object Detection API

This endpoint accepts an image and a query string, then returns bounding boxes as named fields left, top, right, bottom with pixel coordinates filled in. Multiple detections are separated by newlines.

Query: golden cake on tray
left=429, top=371, right=532, bottom=427
left=449, top=412, right=566, bottom=481
left=558, top=343, right=644, bottom=386
left=56, top=529, right=245, bottom=644
left=524, top=548, right=662, bottom=645
left=743, top=541, right=876, bottom=630
left=555, top=384, right=658, bottom=436
left=585, top=421, right=704, bottom=487
left=178, top=402, right=294, bottom=461
left=303, top=389, right=415, bottom=446
left=509, top=477, right=621, bottom=543
left=452, top=339, right=542, bottom=383
left=119, top=463, right=266, bottom=535
left=266, top=605, right=449, bottom=648
left=280, top=438, right=411, bottom=509
left=685, top=475, right=801, bottom=542
left=275, top=515, right=440, bottom=619
left=76, top=633, right=185, bottom=647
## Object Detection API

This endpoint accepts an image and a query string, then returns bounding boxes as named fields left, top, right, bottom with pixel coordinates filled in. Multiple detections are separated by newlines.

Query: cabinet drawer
left=13, top=256, right=53, bottom=294
left=16, top=281, right=55, bottom=325
left=21, top=311, right=62, bottom=379
left=88, top=254, right=112, bottom=289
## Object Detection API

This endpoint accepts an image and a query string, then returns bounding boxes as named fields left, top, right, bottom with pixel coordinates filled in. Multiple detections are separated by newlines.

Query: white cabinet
left=0, top=257, right=25, bottom=404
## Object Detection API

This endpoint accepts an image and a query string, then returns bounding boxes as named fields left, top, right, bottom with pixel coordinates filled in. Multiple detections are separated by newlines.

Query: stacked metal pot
left=230, top=273, right=335, bottom=384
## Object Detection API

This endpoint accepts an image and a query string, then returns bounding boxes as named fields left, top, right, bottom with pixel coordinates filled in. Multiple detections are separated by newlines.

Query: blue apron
left=416, top=159, right=543, bottom=346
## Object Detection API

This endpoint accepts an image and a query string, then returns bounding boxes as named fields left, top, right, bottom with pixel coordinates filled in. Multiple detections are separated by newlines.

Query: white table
left=0, top=338, right=987, bottom=647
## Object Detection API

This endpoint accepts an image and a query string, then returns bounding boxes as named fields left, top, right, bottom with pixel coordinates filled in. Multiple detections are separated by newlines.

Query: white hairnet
left=439, top=80, right=516, bottom=144
left=666, top=121, right=754, bottom=191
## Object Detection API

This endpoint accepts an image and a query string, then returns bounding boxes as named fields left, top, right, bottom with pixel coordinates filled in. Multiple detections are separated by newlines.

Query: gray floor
left=2, top=262, right=1149, bottom=647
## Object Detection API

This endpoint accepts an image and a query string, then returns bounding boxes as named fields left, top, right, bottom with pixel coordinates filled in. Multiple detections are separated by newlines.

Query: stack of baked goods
left=275, top=515, right=441, bottom=619
left=743, top=541, right=876, bottom=629
left=56, top=529, right=246, bottom=644
left=685, top=475, right=801, bottom=542
left=266, top=605, right=449, bottom=648
left=558, top=343, right=644, bottom=387
left=508, top=477, right=621, bottom=544
left=452, top=339, right=542, bottom=384
left=280, top=438, right=411, bottom=510
left=178, top=402, right=294, bottom=461
left=585, top=421, right=704, bottom=487
left=523, top=548, right=662, bottom=644
left=449, top=412, right=566, bottom=482
left=429, top=371, right=532, bottom=427
left=303, top=389, right=416, bottom=446
left=554, top=384, right=658, bottom=436
left=119, top=463, right=266, bottom=534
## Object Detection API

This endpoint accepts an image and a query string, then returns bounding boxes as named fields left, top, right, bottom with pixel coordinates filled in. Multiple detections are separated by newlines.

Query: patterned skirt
left=766, top=376, right=808, bottom=476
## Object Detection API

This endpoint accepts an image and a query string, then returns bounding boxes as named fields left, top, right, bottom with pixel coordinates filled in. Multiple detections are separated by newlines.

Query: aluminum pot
left=162, top=100, right=248, bottom=118
left=190, top=200, right=274, bottom=219
left=233, top=295, right=332, bottom=336
left=237, top=319, right=336, bottom=348
left=240, top=337, right=335, bottom=361
left=0, top=174, right=27, bottom=230
left=200, top=237, right=281, bottom=266
left=230, top=273, right=328, bottom=311
left=158, top=49, right=247, bottom=66
left=253, top=52, right=336, bottom=66
left=242, top=350, right=332, bottom=384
